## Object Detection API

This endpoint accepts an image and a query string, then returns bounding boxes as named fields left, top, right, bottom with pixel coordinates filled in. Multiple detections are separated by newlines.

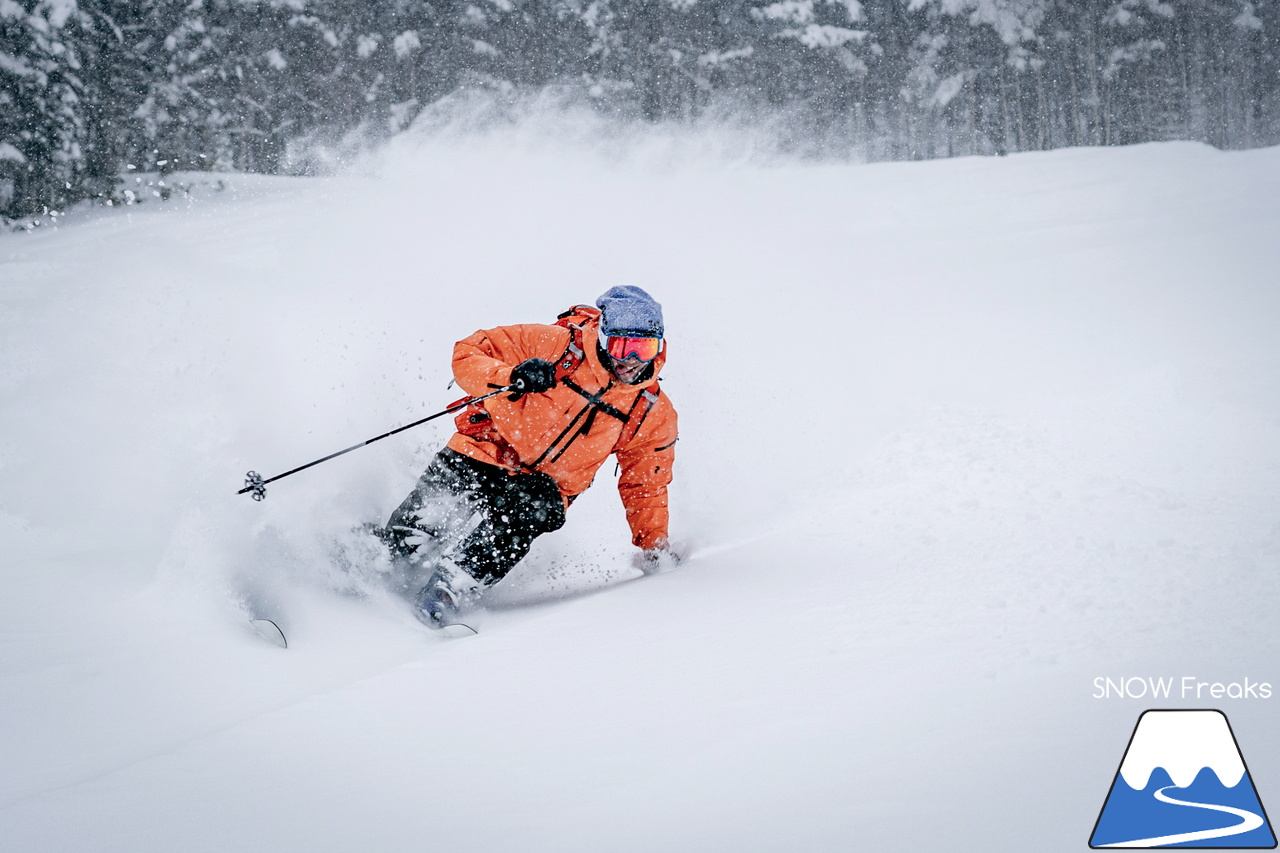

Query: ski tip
left=438, top=623, right=478, bottom=639
left=250, top=618, right=288, bottom=649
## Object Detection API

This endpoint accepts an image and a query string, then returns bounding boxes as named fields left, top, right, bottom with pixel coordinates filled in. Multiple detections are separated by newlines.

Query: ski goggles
left=605, top=333, right=662, bottom=363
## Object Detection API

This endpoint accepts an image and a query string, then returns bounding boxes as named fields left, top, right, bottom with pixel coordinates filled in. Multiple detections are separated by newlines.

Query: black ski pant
left=384, top=448, right=566, bottom=585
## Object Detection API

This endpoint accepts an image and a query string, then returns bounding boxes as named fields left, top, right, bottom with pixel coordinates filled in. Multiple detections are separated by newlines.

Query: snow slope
left=2, top=129, right=1279, bottom=851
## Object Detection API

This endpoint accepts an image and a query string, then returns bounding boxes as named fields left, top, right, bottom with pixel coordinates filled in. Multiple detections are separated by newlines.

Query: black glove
left=508, top=358, right=557, bottom=400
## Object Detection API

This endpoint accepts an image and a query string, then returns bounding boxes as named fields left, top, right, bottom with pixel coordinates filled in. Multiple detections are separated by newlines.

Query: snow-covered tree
left=3, top=0, right=1278, bottom=217
left=1, top=0, right=92, bottom=217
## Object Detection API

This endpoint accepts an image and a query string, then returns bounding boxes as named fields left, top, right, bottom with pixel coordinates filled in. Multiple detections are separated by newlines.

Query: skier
left=380, top=286, right=678, bottom=628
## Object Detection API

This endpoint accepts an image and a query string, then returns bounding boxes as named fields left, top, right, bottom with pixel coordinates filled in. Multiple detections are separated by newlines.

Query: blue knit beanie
left=596, top=286, right=664, bottom=338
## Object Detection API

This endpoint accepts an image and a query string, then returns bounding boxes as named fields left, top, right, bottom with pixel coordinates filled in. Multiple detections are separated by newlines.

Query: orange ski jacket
left=445, top=306, right=678, bottom=550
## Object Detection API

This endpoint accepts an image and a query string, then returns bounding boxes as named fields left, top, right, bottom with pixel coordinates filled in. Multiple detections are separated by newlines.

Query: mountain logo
left=1090, top=709, right=1276, bottom=848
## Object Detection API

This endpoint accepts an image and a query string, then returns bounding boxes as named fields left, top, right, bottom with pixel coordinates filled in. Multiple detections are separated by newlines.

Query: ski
left=250, top=618, right=288, bottom=648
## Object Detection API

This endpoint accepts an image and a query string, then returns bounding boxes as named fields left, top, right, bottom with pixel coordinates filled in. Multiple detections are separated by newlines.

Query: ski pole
left=238, top=385, right=512, bottom=500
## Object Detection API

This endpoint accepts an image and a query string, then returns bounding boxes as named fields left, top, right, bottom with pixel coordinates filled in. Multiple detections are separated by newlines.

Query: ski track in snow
left=2, top=132, right=1280, bottom=852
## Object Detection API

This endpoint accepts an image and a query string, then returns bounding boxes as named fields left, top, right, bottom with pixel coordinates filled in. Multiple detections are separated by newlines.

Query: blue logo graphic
left=1091, top=710, right=1276, bottom=848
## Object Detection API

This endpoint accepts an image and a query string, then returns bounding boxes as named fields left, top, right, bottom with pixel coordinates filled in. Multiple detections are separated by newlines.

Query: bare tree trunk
left=998, top=61, right=1011, bottom=154
left=1084, top=4, right=1102, bottom=145
left=1035, top=63, right=1048, bottom=150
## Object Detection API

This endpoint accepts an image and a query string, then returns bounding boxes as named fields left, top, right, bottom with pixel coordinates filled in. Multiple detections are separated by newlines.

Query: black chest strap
left=562, top=377, right=628, bottom=422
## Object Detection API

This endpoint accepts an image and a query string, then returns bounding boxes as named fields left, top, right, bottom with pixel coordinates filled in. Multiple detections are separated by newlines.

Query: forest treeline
left=3, top=0, right=1278, bottom=219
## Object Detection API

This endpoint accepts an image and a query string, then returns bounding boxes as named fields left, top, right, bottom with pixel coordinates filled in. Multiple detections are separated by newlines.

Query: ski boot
left=413, top=562, right=481, bottom=629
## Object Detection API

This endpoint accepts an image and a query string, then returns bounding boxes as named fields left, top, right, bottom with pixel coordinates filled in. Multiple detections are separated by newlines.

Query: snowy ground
left=2, top=128, right=1279, bottom=851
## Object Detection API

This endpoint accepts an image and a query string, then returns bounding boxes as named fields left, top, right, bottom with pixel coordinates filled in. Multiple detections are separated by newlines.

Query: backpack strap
left=612, top=383, right=660, bottom=452
left=553, top=305, right=598, bottom=381
left=527, top=375, right=631, bottom=468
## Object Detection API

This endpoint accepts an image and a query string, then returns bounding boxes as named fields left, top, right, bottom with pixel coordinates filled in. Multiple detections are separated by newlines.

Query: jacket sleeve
left=452, top=324, right=569, bottom=397
left=615, top=392, right=678, bottom=550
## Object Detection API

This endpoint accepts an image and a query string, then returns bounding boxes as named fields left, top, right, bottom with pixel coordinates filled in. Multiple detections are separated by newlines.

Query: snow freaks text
left=1093, top=677, right=1274, bottom=701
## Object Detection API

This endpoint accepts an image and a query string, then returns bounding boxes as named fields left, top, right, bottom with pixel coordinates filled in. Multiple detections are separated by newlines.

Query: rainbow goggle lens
left=605, top=333, right=662, bottom=363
